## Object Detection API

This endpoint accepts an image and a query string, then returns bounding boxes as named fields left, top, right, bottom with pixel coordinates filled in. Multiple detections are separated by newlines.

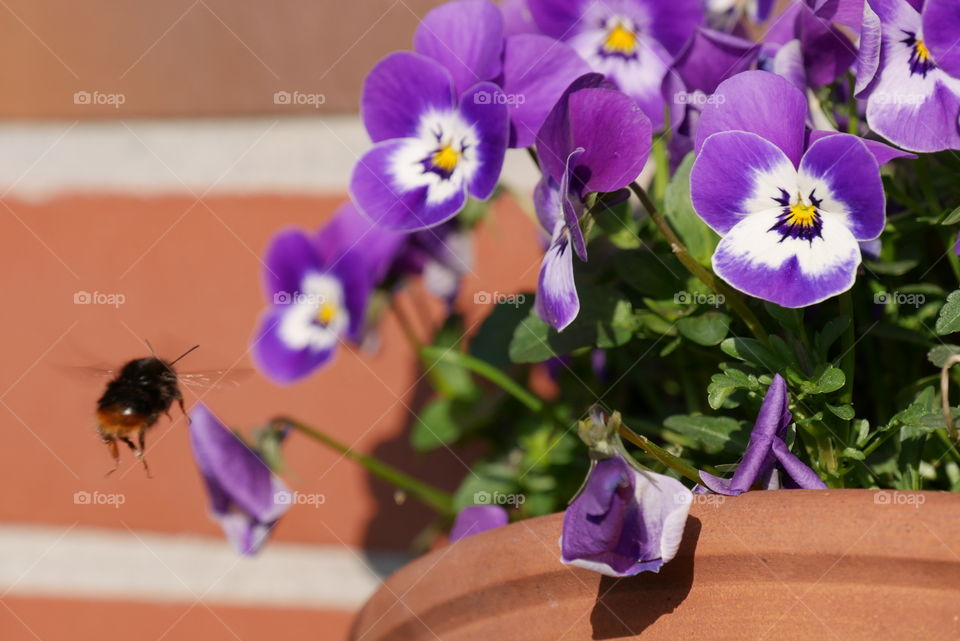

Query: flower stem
left=391, top=298, right=459, bottom=399
left=629, top=181, right=769, bottom=343
left=652, top=137, right=669, bottom=202
left=419, top=346, right=546, bottom=413
left=271, top=416, right=455, bottom=516
left=617, top=421, right=703, bottom=485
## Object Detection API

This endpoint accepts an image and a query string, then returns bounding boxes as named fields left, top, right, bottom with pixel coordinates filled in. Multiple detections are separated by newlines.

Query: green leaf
left=470, top=297, right=534, bottom=370
left=410, top=399, right=462, bottom=452
left=677, top=312, right=731, bottom=346
left=720, top=337, right=786, bottom=371
left=592, top=196, right=641, bottom=249
left=431, top=315, right=478, bottom=400
left=764, top=303, right=803, bottom=336
left=706, top=367, right=760, bottom=410
left=940, top=205, right=960, bottom=225
left=928, top=344, right=960, bottom=368
left=826, top=403, right=856, bottom=420
left=664, top=152, right=719, bottom=264
left=840, top=447, right=866, bottom=461
left=509, top=286, right=636, bottom=363
left=935, top=290, right=960, bottom=335
left=814, top=316, right=850, bottom=362
left=801, top=365, right=845, bottom=395
left=663, top=414, right=749, bottom=454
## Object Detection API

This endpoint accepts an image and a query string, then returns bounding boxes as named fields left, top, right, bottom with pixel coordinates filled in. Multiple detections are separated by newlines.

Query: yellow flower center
left=316, top=301, right=337, bottom=326
left=603, top=23, right=637, bottom=55
left=786, top=202, right=818, bottom=227
left=915, top=39, right=931, bottom=62
left=432, top=144, right=460, bottom=173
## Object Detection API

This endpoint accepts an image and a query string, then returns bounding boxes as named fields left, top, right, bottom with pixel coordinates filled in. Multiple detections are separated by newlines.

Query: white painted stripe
left=0, top=524, right=410, bottom=609
left=0, top=118, right=541, bottom=201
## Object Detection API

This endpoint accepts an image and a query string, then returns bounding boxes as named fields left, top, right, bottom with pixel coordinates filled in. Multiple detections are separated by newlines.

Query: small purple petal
left=806, top=129, right=917, bottom=165
left=796, top=3, right=858, bottom=88
left=361, top=52, right=455, bottom=143
left=414, top=0, right=505, bottom=96
left=262, top=229, right=323, bottom=301
left=536, top=73, right=609, bottom=186
left=536, top=222, right=580, bottom=331
left=449, top=505, right=510, bottom=542
left=253, top=307, right=336, bottom=384
left=671, top=27, right=759, bottom=95
left=855, top=2, right=882, bottom=94
left=525, top=0, right=589, bottom=40
left=771, top=439, right=828, bottom=489
left=500, top=0, right=539, bottom=36
left=694, top=71, right=808, bottom=166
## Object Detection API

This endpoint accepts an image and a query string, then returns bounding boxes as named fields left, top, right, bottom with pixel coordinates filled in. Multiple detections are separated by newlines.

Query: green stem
left=652, top=137, right=669, bottom=203
left=419, top=346, right=546, bottom=414
left=629, top=181, right=769, bottom=343
left=617, top=422, right=703, bottom=485
left=838, top=292, right=855, bottom=406
left=273, top=416, right=454, bottom=515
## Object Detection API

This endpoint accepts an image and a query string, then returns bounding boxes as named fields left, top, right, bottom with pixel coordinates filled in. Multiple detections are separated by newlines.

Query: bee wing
left=60, top=365, right=118, bottom=380
left=176, top=368, right=252, bottom=391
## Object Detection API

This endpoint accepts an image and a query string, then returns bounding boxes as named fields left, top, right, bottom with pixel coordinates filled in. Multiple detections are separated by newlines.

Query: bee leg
left=103, top=437, right=120, bottom=477
left=137, top=429, right=152, bottom=479
left=178, top=397, right=188, bottom=422
left=119, top=435, right=151, bottom=479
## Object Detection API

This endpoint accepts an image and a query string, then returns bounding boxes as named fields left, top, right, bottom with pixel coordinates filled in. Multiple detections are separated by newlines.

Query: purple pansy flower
left=350, top=51, right=509, bottom=231
left=857, top=0, right=960, bottom=152
left=253, top=203, right=404, bottom=383
left=561, top=409, right=692, bottom=577
left=691, top=71, right=886, bottom=308
left=534, top=74, right=651, bottom=330
left=449, top=505, right=509, bottom=542
left=527, top=0, right=703, bottom=130
left=699, top=374, right=827, bottom=494
left=188, top=403, right=292, bottom=555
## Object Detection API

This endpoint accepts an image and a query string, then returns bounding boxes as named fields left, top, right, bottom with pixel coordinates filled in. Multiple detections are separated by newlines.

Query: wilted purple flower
left=253, top=203, right=404, bottom=383
left=857, top=0, right=960, bottom=152
left=388, top=221, right=474, bottom=305
left=188, top=403, right=292, bottom=555
left=534, top=74, right=651, bottom=330
left=350, top=50, right=508, bottom=231
left=691, top=71, right=887, bottom=308
left=526, top=0, right=703, bottom=129
left=449, top=505, right=509, bottom=542
left=699, top=375, right=827, bottom=494
left=561, top=409, right=692, bottom=577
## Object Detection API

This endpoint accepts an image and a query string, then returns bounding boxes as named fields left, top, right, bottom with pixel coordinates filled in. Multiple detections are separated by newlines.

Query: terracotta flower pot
left=351, top=490, right=960, bottom=640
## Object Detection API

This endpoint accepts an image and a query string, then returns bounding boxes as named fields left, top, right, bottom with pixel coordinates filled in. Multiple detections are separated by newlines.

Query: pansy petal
left=459, top=82, right=509, bottom=200
left=253, top=307, right=336, bottom=384
left=691, top=131, right=797, bottom=235
left=772, top=40, right=807, bottom=95
left=638, top=0, right=705, bottom=56
left=526, top=0, right=590, bottom=39
left=262, top=229, right=322, bottom=300
left=449, top=506, right=510, bottom=542
left=798, top=133, right=885, bottom=240
left=534, top=175, right=563, bottom=232
left=501, top=34, right=592, bottom=148
left=361, top=52, right=455, bottom=142
left=414, top=0, right=504, bottom=96
left=350, top=139, right=467, bottom=232
left=536, top=73, right=609, bottom=186
left=807, top=129, right=916, bottom=165
left=808, top=0, right=866, bottom=28
left=694, top=71, right=808, bottom=166
left=713, top=207, right=862, bottom=307
left=315, top=202, right=406, bottom=285
left=771, top=439, right=828, bottom=489
left=671, top=27, right=759, bottom=95
left=924, top=0, right=960, bottom=79
left=536, top=222, right=580, bottom=331
left=501, top=0, right=539, bottom=36
left=797, top=4, right=858, bottom=88
left=566, top=87, right=652, bottom=193
left=855, top=2, right=882, bottom=94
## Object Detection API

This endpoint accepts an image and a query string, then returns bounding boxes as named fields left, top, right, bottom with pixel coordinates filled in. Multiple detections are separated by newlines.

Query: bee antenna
left=144, top=338, right=158, bottom=357
left=170, top=344, right=200, bottom=366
